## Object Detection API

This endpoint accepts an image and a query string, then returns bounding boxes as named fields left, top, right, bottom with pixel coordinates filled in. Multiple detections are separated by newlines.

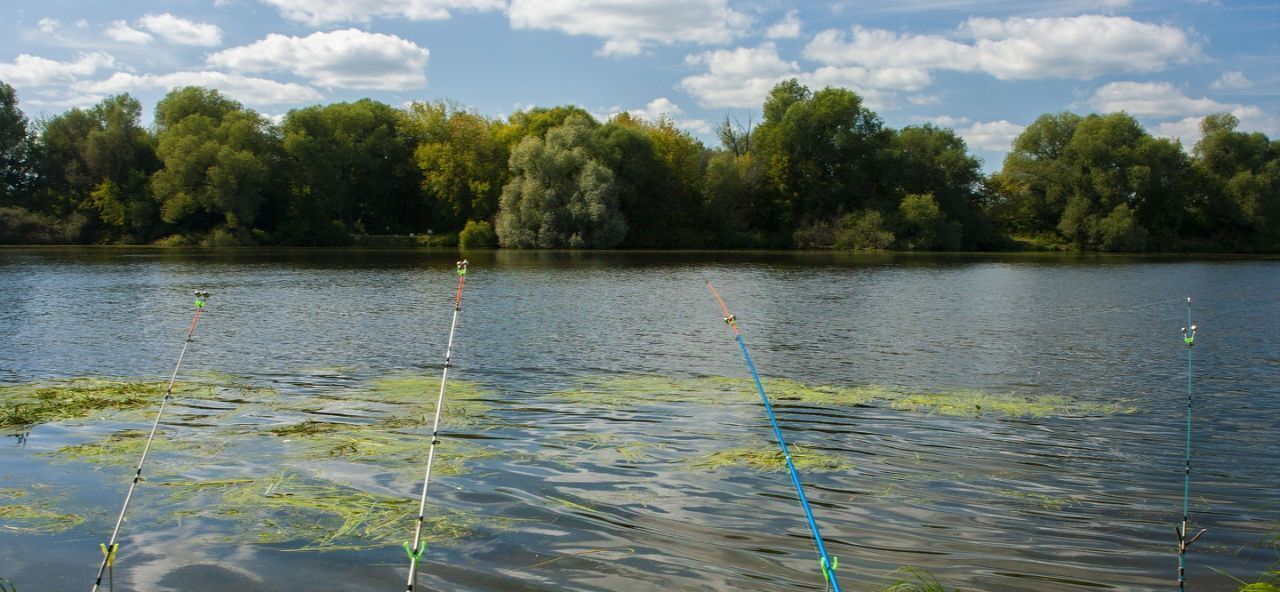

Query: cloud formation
left=765, top=10, right=802, bottom=40
left=104, top=20, right=155, bottom=45
left=956, top=119, right=1025, bottom=152
left=680, top=43, right=799, bottom=108
left=139, top=13, right=223, bottom=47
left=0, top=52, right=115, bottom=87
left=207, top=29, right=429, bottom=90
left=74, top=71, right=322, bottom=104
left=1089, top=81, right=1226, bottom=117
left=508, top=0, right=751, bottom=56
left=803, top=15, right=1198, bottom=80
left=259, top=0, right=503, bottom=25
left=1210, top=70, right=1251, bottom=90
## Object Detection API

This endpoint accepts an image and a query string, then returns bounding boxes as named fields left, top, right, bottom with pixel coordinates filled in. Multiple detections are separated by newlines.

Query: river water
left=0, top=248, right=1277, bottom=591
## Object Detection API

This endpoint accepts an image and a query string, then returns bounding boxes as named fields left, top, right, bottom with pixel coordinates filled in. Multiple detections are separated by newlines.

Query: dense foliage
left=1, top=79, right=1275, bottom=251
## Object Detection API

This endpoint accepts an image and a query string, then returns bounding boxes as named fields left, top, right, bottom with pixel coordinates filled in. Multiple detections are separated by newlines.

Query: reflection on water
left=1, top=247, right=1278, bottom=591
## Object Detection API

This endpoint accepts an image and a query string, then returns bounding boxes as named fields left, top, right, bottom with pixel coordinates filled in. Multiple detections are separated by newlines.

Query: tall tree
left=754, top=81, right=890, bottom=231
left=890, top=124, right=996, bottom=248
left=0, top=81, right=33, bottom=207
left=151, top=87, right=277, bottom=243
left=403, top=100, right=507, bottom=230
left=1192, top=113, right=1280, bottom=250
left=282, top=99, right=417, bottom=244
left=30, top=94, right=158, bottom=241
left=495, top=115, right=626, bottom=248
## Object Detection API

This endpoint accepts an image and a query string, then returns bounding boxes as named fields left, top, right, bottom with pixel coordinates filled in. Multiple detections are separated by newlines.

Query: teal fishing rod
left=1177, top=297, right=1205, bottom=591
left=92, top=290, right=210, bottom=592
left=404, top=261, right=467, bottom=592
left=707, top=281, right=842, bottom=591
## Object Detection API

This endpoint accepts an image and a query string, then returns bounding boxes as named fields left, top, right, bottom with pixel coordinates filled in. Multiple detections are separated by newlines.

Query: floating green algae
left=159, top=473, right=480, bottom=551
left=879, top=567, right=955, bottom=592
left=44, top=429, right=214, bottom=467
left=0, top=488, right=84, bottom=534
left=550, top=373, right=1136, bottom=418
left=689, top=445, right=853, bottom=473
left=0, top=380, right=175, bottom=427
left=552, top=374, right=745, bottom=408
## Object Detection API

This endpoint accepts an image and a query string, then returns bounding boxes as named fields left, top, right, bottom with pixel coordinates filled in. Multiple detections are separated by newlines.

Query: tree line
left=1, top=79, right=1276, bottom=251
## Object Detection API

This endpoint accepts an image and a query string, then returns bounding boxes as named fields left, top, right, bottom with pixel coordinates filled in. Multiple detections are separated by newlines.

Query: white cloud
left=957, top=119, right=1025, bottom=151
left=1210, top=71, right=1252, bottom=90
left=260, top=0, right=503, bottom=25
left=138, top=13, right=223, bottom=47
left=1089, top=81, right=1226, bottom=117
left=508, top=0, right=751, bottom=57
left=908, top=94, right=941, bottom=105
left=680, top=43, right=912, bottom=110
left=803, top=15, right=1198, bottom=81
left=765, top=10, right=802, bottom=39
left=37, top=18, right=60, bottom=34
left=680, top=43, right=799, bottom=108
left=74, top=19, right=89, bottom=29
left=208, top=29, right=429, bottom=90
left=619, top=97, right=712, bottom=134
left=104, top=20, right=155, bottom=45
left=74, top=71, right=323, bottom=105
left=912, top=114, right=970, bottom=127
left=0, top=52, right=115, bottom=87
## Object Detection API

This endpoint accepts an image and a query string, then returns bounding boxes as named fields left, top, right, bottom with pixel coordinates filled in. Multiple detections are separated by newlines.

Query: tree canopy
left=1, top=79, right=1275, bottom=252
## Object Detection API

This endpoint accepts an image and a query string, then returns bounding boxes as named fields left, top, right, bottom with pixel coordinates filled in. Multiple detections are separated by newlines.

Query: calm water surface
left=1, top=247, right=1277, bottom=591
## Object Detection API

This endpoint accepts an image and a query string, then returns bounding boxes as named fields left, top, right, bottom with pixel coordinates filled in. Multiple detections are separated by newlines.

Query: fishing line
left=92, top=290, right=210, bottom=592
left=404, top=260, right=467, bottom=592
left=1177, top=296, right=1206, bottom=592
left=705, top=281, right=843, bottom=592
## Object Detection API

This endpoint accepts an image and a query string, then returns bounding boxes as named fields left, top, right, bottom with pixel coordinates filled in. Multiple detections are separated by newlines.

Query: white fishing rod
left=404, top=261, right=467, bottom=592
left=92, top=290, right=210, bottom=592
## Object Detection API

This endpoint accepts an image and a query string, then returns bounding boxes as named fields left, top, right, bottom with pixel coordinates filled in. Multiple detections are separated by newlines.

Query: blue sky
left=2, top=0, right=1277, bottom=170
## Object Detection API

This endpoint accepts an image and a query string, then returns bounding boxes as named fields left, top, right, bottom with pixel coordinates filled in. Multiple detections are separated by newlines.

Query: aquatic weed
left=0, top=490, right=85, bottom=535
left=880, top=567, right=957, bottom=591
left=159, top=473, right=480, bottom=551
left=689, top=444, right=852, bottom=473
left=0, top=380, right=171, bottom=427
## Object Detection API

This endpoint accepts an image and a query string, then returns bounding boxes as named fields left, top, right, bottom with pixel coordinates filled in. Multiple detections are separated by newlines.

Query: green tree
left=755, top=81, right=890, bottom=232
left=495, top=115, right=627, bottom=248
left=1191, top=113, right=1280, bottom=250
left=29, top=94, right=159, bottom=242
left=152, top=87, right=277, bottom=243
left=458, top=219, right=497, bottom=248
left=702, top=151, right=767, bottom=247
left=897, top=193, right=961, bottom=250
left=281, top=99, right=417, bottom=244
left=992, top=112, right=1083, bottom=234
left=0, top=81, right=33, bottom=207
left=890, top=124, right=998, bottom=248
left=404, top=100, right=507, bottom=230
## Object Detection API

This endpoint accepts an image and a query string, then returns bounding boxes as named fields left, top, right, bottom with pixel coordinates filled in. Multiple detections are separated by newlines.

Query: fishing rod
left=1177, top=296, right=1205, bottom=592
left=705, top=281, right=842, bottom=592
left=404, top=260, right=468, bottom=592
left=92, top=290, right=210, bottom=592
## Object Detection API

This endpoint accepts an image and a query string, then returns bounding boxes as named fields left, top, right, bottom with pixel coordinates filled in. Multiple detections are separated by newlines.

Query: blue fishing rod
left=1177, top=297, right=1205, bottom=591
left=706, top=281, right=842, bottom=592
